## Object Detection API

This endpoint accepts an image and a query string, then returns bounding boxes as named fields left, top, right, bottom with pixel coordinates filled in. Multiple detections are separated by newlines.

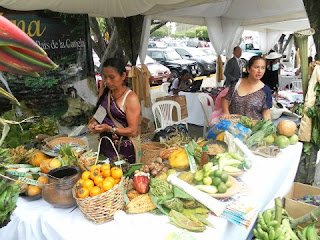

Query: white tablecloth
left=0, top=143, right=303, bottom=240
left=179, top=91, right=212, bottom=126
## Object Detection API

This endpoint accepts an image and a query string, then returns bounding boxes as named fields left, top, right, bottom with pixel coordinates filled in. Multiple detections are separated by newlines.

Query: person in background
left=88, top=58, right=141, bottom=164
left=221, top=56, right=272, bottom=120
left=168, top=70, right=193, bottom=95
left=261, top=50, right=282, bottom=92
left=224, top=46, right=242, bottom=87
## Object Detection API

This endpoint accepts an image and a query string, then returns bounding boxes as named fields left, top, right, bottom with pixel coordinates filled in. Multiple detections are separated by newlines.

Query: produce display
left=253, top=198, right=320, bottom=240
left=0, top=110, right=307, bottom=239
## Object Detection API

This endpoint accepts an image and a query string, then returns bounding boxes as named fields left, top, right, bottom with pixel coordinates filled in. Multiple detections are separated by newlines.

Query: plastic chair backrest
left=198, top=93, right=214, bottom=137
left=152, top=100, right=182, bottom=129
left=150, top=90, right=167, bottom=104
left=161, top=82, right=170, bottom=94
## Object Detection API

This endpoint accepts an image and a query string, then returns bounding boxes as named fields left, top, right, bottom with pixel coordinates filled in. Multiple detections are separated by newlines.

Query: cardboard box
left=284, top=182, right=320, bottom=222
left=155, top=95, right=188, bottom=121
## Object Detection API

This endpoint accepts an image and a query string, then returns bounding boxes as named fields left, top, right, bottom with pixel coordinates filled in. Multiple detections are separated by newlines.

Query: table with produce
left=1, top=115, right=315, bottom=240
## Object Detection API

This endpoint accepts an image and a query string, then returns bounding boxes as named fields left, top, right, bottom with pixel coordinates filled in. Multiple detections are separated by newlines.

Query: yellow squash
left=168, top=148, right=189, bottom=170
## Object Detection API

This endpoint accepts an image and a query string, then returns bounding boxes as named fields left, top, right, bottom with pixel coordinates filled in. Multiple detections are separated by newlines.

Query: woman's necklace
left=112, top=87, right=127, bottom=100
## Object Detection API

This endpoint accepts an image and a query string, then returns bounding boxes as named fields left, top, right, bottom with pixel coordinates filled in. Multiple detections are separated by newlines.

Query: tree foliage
left=303, top=0, right=320, bottom=59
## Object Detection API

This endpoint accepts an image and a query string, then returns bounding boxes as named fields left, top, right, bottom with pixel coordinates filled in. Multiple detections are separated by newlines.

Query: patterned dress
left=98, top=91, right=135, bottom=163
left=225, top=83, right=272, bottom=120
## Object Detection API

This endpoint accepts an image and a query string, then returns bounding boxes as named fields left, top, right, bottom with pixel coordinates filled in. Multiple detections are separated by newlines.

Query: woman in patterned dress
left=88, top=58, right=141, bottom=163
left=221, top=56, right=272, bottom=120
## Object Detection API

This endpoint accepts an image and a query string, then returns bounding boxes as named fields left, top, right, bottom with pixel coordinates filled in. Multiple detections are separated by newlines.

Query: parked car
left=136, top=55, right=171, bottom=85
left=173, top=47, right=216, bottom=76
left=148, top=41, right=167, bottom=48
left=147, top=48, right=198, bottom=79
left=240, top=43, right=262, bottom=56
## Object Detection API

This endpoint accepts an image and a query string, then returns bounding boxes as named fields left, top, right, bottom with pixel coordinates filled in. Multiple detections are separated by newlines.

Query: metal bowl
left=42, top=166, right=80, bottom=208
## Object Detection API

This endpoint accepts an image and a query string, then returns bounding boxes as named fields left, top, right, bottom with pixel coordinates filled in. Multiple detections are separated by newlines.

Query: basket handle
left=96, top=136, right=120, bottom=165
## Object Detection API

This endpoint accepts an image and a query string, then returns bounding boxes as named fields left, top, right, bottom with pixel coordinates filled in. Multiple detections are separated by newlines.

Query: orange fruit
left=111, top=167, right=123, bottom=179
left=90, top=168, right=100, bottom=180
left=27, top=185, right=41, bottom=197
left=104, top=176, right=115, bottom=185
left=114, top=178, right=121, bottom=184
left=48, top=158, right=61, bottom=169
left=101, top=169, right=111, bottom=178
left=93, top=175, right=104, bottom=186
left=102, top=179, right=114, bottom=191
left=77, top=187, right=89, bottom=198
left=100, top=163, right=110, bottom=173
left=83, top=179, right=94, bottom=190
left=89, top=186, right=102, bottom=197
left=90, top=165, right=100, bottom=173
left=37, top=176, right=49, bottom=185
left=40, top=159, right=51, bottom=174
left=81, top=171, right=91, bottom=180
left=76, top=179, right=85, bottom=187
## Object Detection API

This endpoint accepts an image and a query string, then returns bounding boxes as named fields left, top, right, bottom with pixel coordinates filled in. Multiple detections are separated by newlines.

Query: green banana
left=258, top=213, right=269, bottom=231
left=268, top=226, right=275, bottom=240
left=306, top=224, right=318, bottom=240
left=263, top=209, right=273, bottom=225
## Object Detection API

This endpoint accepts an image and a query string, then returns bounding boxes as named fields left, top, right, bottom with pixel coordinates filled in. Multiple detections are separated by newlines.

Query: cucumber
left=195, top=185, right=218, bottom=194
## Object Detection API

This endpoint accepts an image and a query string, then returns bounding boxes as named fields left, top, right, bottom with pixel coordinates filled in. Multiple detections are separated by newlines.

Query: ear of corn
left=125, top=194, right=156, bottom=214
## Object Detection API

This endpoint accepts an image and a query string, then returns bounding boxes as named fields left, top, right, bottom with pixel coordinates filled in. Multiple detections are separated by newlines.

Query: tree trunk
left=303, top=0, right=320, bottom=59
left=89, top=17, right=106, bottom=59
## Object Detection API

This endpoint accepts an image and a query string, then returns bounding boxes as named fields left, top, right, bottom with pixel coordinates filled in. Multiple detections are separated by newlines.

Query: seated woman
left=88, top=58, right=141, bottom=163
left=168, top=70, right=193, bottom=95
left=221, top=56, right=272, bottom=120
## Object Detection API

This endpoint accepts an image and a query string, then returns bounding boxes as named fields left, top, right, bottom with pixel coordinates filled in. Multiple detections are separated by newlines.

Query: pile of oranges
left=76, top=163, right=123, bottom=199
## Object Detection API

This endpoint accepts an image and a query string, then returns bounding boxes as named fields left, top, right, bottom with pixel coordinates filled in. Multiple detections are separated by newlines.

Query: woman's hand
left=94, top=124, right=111, bottom=133
left=88, top=119, right=98, bottom=133
left=220, top=113, right=231, bottom=119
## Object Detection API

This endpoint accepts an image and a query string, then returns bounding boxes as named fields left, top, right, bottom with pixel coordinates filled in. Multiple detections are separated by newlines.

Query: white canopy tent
left=0, top=0, right=310, bottom=62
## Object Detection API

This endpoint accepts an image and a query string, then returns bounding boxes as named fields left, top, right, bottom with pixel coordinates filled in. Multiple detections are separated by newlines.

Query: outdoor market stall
left=0, top=143, right=303, bottom=240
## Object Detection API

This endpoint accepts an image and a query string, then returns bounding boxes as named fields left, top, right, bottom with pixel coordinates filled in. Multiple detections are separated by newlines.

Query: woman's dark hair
left=95, top=58, right=126, bottom=110
left=102, top=58, right=126, bottom=75
left=247, top=55, right=266, bottom=69
left=242, top=56, right=266, bottom=78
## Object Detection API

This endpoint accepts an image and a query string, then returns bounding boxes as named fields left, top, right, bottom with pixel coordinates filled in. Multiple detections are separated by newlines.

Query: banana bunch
left=253, top=210, right=301, bottom=240
left=295, top=224, right=319, bottom=240
left=0, top=179, right=20, bottom=226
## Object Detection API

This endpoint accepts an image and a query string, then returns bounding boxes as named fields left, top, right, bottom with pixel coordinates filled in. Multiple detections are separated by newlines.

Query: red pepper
left=133, top=175, right=150, bottom=194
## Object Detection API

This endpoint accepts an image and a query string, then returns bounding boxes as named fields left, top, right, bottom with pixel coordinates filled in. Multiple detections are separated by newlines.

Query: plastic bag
left=207, top=119, right=251, bottom=141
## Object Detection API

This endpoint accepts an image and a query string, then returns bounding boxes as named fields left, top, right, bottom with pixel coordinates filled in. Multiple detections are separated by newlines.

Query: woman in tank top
left=88, top=58, right=141, bottom=163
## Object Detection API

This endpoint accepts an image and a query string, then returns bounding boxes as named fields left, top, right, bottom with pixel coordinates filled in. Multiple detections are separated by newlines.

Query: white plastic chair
left=198, top=93, right=214, bottom=137
left=160, top=82, right=170, bottom=95
left=152, top=100, right=186, bottom=130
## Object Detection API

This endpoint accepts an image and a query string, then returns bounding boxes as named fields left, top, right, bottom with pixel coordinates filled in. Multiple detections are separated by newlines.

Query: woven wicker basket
left=141, top=142, right=166, bottom=164
left=72, top=179, right=124, bottom=223
left=73, top=136, right=125, bottom=223
left=77, top=151, right=98, bottom=171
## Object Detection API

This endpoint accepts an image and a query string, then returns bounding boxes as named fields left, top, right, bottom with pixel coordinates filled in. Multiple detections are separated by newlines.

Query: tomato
left=93, top=175, right=104, bottom=186
left=83, top=179, right=94, bottom=190
left=100, top=163, right=110, bottom=173
left=111, top=167, right=123, bottom=179
left=102, top=179, right=114, bottom=191
left=81, top=171, right=91, bottom=180
left=89, top=186, right=102, bottom=197
left=77, top=187, right=89, bottom=198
